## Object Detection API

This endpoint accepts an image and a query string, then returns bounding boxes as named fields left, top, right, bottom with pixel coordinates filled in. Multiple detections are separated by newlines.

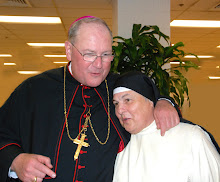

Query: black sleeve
left=0, top=145, right=23, bottom=182
left=0, top=85, right=25, bottom=182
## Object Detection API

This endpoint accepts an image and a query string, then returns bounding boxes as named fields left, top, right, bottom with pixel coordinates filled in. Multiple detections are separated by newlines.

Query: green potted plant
left=111, top=24, right=199, bottom=107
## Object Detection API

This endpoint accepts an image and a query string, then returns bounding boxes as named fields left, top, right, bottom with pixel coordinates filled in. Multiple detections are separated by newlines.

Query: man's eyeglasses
left=70, top=42, right=114, bottom=63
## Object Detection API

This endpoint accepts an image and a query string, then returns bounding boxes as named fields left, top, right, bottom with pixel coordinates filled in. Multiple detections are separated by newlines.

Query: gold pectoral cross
left=73, top=133, right=89, bottom=160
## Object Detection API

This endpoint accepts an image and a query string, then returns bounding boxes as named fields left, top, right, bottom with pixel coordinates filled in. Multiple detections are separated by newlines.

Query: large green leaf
left=111, top=24, right=199, bottom=107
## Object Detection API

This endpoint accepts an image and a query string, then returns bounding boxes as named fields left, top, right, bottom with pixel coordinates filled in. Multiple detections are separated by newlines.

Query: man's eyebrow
left=83, top=49, right=112, bottom=54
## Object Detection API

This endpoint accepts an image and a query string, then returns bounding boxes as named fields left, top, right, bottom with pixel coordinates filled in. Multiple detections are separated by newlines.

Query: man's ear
left=65, top=41, right=72, bottom=61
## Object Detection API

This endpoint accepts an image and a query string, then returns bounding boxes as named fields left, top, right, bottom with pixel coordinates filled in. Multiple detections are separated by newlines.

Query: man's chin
left=86, top=79, right=103, bottom=87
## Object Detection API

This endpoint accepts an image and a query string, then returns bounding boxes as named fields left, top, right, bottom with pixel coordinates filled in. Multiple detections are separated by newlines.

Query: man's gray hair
left=68, top=17, right=113, bottom=44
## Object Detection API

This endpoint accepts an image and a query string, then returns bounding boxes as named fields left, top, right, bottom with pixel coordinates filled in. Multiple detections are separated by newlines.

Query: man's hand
left=154, top=99, right=180, bottom=136
left=11, top=153, right=56, bottom=182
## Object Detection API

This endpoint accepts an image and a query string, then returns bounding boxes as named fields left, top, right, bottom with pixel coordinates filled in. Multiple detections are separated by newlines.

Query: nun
left=112, top=71, right=220, bottom=182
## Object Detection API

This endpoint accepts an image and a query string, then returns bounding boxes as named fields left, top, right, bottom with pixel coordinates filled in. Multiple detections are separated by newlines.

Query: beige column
left=112, top=0, right=170, bottom=39
left=112, top=0, right=171, bottom=69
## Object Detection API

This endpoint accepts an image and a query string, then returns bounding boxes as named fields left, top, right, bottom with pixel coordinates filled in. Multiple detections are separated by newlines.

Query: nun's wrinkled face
left=113, top=90, right=154, bottom=134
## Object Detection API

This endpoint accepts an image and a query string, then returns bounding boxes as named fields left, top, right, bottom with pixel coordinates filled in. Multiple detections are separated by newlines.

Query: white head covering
left=113, top=87, right=131, bottom=95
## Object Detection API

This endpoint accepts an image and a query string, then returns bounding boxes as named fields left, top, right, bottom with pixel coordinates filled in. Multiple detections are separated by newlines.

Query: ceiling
left=0, top=0, right=220, bottom=77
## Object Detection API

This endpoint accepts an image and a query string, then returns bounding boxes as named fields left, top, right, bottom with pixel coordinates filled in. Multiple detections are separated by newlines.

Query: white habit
left=113, top=121, right=220, bottom=182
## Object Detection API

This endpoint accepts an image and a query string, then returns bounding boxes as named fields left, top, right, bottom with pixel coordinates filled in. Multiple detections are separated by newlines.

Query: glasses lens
left=83, top=55, right=97, bottom=62
left=83, top=54, right=114, bottom=62
left=102, top=55, right=114, bottom=62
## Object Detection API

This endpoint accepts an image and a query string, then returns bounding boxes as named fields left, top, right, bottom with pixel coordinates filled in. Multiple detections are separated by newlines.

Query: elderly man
left=112, top=71, right=220, bottom=182
left=0, top=16, right=180, bottom=182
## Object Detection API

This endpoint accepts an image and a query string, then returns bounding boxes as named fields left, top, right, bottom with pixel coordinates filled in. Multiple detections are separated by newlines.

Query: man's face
left=65, top=22, right=112, bottom=87
left=113, top=90, right=154, bottom=134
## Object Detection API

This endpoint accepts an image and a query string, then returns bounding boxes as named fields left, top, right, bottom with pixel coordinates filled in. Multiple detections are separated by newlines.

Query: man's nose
left=92, top=56, right=103, bottom=68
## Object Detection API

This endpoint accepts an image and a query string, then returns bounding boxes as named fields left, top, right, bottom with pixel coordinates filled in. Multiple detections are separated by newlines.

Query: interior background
left=0, top=0, right=220, bottom=144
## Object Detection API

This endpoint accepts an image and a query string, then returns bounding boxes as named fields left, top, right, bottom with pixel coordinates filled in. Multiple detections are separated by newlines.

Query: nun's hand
left=154, top=99, right=180, bottom=136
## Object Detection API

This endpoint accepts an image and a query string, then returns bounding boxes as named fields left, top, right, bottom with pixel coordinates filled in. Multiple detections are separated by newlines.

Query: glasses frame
left=70, top=42, right=114, bottom=63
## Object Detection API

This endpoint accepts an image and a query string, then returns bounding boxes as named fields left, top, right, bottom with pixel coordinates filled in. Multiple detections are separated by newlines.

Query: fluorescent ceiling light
left=27, top=43, right=65, bottom=47
left=4, top=63, right=16, bottom=65
left=0, top=54, right=12, bottom=57
left=44, top=55, right=66, bottom=57
left=208, top=76, right=220, bottom=80
left=17, top=71, right=41, bottom=74
left=0, top=16, right=61, bottom=24
left=216, top=66, right=220, bottom=69
left=53, top=61, right=68, bottom=64
left=170, top=20, right=220, bottom=27
left=184, top=55, right=213, bottom=58
left=170, top=62, right=185, bottom=65
left=217, top=45, right=220, bottom=48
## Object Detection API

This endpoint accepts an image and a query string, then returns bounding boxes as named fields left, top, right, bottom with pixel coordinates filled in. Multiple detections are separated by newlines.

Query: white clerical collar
left=68, top=62, right=73, bottom=75
left=68, top=62, right=84, bottom=86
